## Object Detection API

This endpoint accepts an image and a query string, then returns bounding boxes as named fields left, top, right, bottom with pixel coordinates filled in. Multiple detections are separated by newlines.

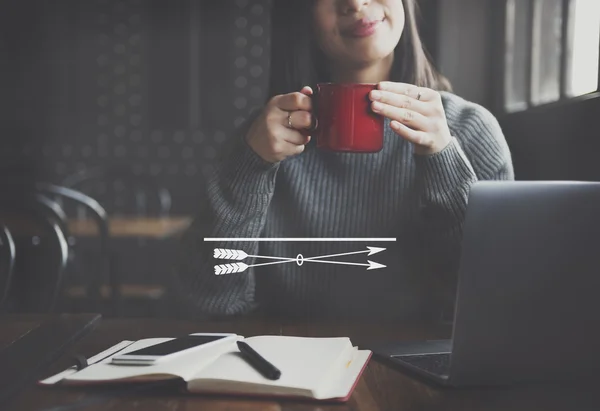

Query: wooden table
left=0, top=314, right=101, bottom=407
left=0, top=317, right=42, bottom=350
left=4, top=315, right=600, bottom=410
left=64, top=217, right=193, bottom=312
left=67, top=216, right=192, bottom=239
left=1, top=217, right=192, bottom=315
left=4, top=216, right=193, bottom=239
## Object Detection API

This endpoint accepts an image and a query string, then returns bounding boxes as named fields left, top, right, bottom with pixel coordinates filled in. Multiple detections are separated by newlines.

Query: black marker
left=237, top=341, right=281, bottom=380
left=73, top=354, right=89, bottom=370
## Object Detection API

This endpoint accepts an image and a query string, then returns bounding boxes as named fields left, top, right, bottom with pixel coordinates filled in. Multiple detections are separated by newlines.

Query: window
left=565, top=0, right=600, bottom=97
left=500, top=0, right=600, bottom=113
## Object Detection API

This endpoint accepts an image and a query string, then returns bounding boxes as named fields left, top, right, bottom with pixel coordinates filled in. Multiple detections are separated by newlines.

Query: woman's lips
left=343, top=18, right=384, bottom=38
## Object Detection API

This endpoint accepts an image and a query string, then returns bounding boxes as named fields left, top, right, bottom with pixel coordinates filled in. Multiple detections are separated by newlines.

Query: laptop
left=368, top=180, right=600, bottom=387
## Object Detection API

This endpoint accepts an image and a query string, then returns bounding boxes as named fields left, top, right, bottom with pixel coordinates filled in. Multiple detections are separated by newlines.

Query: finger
left=281, top=129, right=311, bottom=146
left=371, top=102, right=429, bottom=131
left=293, top=142, right=307, bottom=156
left=275, top=91, right=312, bottom=111
left=271, top=138, right=308, bottom=162
left=369, top=89, right=429, bottom=114
left=275, top=115, right=311, bottom=144
left=300, top=86, right=313, bottom=96
left=390, top=120, right=431, bottom=146
left=378, top=82, right=437, bottom=102
left=283, top=110, right=313, bottom=130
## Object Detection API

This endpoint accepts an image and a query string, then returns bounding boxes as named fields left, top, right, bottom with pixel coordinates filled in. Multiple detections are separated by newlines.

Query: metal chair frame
left=0, top=193, right=69, bottom=312
left=62, top=165, right=172, bottom=216
left=0, top=224, right=16, bottom=310
left=37, top=183, right=113, bottom=313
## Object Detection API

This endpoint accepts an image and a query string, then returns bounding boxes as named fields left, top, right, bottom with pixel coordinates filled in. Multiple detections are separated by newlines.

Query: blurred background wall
left=1, top=0, right=273, bottom=213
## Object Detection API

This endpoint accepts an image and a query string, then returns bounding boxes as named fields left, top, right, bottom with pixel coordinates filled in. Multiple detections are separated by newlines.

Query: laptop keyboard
left=394, top=353, right=451, bottom=376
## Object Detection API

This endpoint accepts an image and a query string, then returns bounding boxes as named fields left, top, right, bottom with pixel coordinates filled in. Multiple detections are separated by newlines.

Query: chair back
left=62, top=165, right=171, bottom=217
left=36, top=183, right=111, bottom=311
left=0, top=193, right=69, bottom=312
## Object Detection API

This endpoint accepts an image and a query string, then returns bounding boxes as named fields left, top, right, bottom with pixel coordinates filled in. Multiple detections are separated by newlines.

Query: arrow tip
left=367, top=260, right=386, bottom=270
left=367, top=246, right=386, bottom=256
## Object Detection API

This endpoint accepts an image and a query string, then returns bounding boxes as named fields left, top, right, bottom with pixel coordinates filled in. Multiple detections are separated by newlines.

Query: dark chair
left=36, top=192, right=69, bottom=234
left=62, top=165, right=172, bottom=317
left=36, top=183, right=112, bottom=314
left=62, top=165, right=171, bottom=217
left=0, top=225, right=16, bottom=311
left=0, top=193, right=69, bottom=313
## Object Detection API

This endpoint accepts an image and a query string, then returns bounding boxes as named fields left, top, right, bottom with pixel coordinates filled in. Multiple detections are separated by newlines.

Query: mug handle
left=302, top=85, right=319, bottom=135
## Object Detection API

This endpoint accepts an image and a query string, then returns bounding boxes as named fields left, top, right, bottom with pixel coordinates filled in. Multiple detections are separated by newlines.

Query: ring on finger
left=287, top=112, right=293, bottom=129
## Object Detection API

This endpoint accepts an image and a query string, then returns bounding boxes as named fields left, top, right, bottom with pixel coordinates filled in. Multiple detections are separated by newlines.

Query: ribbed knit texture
left=173, top=92, right=514, bottom=322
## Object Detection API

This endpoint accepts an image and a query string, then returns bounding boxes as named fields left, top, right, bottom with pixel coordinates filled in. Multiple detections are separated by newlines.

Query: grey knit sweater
left=173, top=91, right=514, bottom=321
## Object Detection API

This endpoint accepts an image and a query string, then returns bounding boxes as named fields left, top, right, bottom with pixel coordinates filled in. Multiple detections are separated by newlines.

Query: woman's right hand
left=245, top=86, right=314, bottom=163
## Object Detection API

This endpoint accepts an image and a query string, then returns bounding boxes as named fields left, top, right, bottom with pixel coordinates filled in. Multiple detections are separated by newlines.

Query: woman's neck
left=329, top=54, right=394, bottom=84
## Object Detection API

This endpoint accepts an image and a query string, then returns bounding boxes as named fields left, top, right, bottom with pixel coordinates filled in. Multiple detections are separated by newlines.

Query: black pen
left=237, top=341, right=281, bottom=380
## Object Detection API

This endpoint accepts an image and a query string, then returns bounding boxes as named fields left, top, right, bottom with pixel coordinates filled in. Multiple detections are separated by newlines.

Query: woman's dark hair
left=267, top=0, right=452, bottom=99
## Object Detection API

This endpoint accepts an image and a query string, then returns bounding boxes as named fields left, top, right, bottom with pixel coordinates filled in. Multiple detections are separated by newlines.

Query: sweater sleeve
left=172, top=117, right=280, bottom=318
left=411, top=98, right=514, bottom=318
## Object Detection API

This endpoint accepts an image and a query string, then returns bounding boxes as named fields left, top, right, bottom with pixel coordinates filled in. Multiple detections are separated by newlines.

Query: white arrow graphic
left=213, top=247, right=385, bottom=261
left=302, top=246, right=386, bottom=261
left=213, top=247, right=387, bottom=275
left=213, top=248, right=248, bottom=260
left=214, top=248, right=295, bottom=261
left=214, top=262, right=249, bottom=275
left=214, top=259, right=386, bottom=274
left=302, top=259, right=386, bottom=270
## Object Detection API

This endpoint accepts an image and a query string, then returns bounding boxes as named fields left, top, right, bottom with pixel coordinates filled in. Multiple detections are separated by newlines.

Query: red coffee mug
left=310, top=83, right=384, bottom=153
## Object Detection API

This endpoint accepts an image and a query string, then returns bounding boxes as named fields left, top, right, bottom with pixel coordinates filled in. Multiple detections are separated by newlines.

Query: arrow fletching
left=214, top=262, right=249, bottom=275
left=213, top=248, right=248, bottom=260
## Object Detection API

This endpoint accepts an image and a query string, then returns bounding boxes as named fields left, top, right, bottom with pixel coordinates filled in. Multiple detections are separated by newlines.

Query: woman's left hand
left=369, top=81, right=452, bottom=155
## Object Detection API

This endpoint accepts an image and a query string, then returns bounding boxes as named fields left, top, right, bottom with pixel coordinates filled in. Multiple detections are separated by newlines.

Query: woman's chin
left=346, top=49, right=395, bottom=67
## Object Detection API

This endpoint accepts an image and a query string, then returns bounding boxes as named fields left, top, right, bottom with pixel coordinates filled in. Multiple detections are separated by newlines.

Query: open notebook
left=39, top=335, right=371, bottom=402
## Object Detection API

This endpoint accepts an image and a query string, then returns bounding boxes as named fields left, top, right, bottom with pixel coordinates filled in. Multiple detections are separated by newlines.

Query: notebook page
left=190, top=336, right=353, bottom=393
left=317, top=349, right=372, bottom=400
left=39, top=340, right=135, bottom=385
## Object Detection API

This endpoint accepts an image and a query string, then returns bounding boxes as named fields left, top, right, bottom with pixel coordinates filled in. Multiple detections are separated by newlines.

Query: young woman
left=173, top=0, right=514, bottom=322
